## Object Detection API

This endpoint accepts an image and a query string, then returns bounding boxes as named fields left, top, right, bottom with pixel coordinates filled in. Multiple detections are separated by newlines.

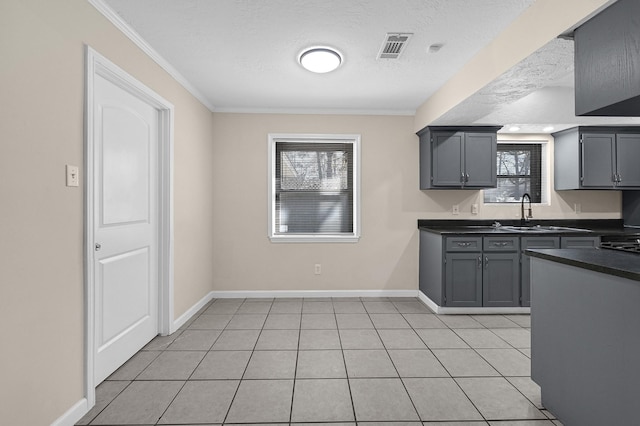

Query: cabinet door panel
left=581, top=133, right=615, bottom=187
left=483, top=253, right=520, bottom=307
left=464, top=132, right=497, bottom=187
left=445, top=253, right=482, bottom=307
left=521, top=237, right=560, bottom=307
left=432, top=132, right=464, bottom=187
left=615, top=134, right=640, bottom=187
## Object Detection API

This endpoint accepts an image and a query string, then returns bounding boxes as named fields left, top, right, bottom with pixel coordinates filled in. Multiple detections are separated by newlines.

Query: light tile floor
left=77, top=297, right=564, bottom=426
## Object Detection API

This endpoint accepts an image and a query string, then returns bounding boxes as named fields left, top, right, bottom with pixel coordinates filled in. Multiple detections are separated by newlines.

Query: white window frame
left=268, top=133, right=361, bottom=243
left=483, top=140, right=550, bottom=206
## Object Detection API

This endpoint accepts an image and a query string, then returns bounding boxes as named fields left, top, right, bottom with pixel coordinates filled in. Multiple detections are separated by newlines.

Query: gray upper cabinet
left=418, top=126, right=499, bottom=189
left=580, top=133, right=616, bottom=187
left=615, top=134, right=640, bottom=187
left=554, top=127, right=640, bottom=190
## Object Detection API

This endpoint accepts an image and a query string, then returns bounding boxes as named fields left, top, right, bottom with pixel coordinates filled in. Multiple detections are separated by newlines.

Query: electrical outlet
left=314, top=264, right=321, bottom=275
left=471, top=204, right=478, bottom=215
left=574, top=203, right=581, bottom=214
left=452, top=205, right=460, bottom=215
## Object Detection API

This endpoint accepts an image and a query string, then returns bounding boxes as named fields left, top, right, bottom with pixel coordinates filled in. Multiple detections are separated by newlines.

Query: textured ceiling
left=435, top=37, right=640, bottom=132
left=102, top=0, right=535, bottom=114
left=100, top=0, right=638, bottom=131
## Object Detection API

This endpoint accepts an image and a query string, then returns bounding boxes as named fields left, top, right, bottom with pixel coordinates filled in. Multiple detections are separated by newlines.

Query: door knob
left=95, top=243, right=101, bottom=251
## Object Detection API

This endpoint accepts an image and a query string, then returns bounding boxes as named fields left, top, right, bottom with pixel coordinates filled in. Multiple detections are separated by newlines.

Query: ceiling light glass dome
left=299, top=47, right=342, bottom=73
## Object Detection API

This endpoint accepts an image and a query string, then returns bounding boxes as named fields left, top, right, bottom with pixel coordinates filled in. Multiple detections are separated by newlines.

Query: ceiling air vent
left=378, top=33, right=413, bottom=59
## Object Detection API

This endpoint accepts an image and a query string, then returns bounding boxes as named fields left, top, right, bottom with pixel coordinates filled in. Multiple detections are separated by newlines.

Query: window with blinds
left=268, top=134, right=361, bottom=242
left=483, top=142, right=547, bottom=204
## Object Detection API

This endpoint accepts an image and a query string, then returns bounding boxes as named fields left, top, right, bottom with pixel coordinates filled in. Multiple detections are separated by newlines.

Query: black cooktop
left=600, top=237, right=640, bottom=254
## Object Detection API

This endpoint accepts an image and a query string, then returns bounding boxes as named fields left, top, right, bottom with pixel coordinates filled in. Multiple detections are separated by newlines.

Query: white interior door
left=93, top=72, right=159, bottom=384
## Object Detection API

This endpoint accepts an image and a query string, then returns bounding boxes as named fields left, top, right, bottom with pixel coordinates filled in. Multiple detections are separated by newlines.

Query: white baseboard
left=170, top=289, right=421, bottom=335
left=171, top=291, right=216, bottom=333
left=50, top=398, right=87, bottom=426
left=210, top=289, right=420, bottom=299
left=418, top=291, right=530, bottom=315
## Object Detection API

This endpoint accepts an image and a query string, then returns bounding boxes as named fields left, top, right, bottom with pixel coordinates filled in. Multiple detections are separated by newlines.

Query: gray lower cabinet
left=444, top=252, right=482, bottom=307
left=440, top=235, right=520, bottom=307
left=521, top=235, right=600, bottom=307
left=521, top=237, right=560, bottom=307
left=482, top=237, right=520, bottom=307
left=420, top=231, right=602, bottom=309
left=483, top=252, right=520, bottom=307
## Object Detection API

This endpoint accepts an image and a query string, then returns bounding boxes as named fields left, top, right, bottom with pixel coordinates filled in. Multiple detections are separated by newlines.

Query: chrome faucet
left=521, top=193, right=532, bottom=225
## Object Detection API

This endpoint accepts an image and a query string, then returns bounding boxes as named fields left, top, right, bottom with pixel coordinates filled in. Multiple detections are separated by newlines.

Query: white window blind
left=268, top=134, right=361, bottom=242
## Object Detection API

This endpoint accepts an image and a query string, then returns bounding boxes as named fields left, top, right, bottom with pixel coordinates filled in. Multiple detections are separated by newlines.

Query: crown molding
left=87, top=0, right=216, bottom=112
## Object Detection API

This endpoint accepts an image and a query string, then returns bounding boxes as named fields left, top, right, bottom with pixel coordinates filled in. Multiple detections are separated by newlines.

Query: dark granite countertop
left=526, top=248, right=640, bottom=282
left=418, top=219, right=640, bottom=237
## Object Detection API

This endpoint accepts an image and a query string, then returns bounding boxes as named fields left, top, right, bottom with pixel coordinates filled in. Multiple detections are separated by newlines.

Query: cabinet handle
left=492, top=241, right=508, bottom=247
left=460, top=173, right=465, bottom=183
left=485, top=256, right=489, bottom=268
left=617, top=174, right=622, bottom=183
left=456, top=242, right=472, bottom=247
left=477, top=256, right=482, bottom=269
left=465, top=173, right=470, bottom=182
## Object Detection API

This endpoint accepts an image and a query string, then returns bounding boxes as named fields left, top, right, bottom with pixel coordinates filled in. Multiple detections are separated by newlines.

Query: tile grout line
left=372, top=301, right=423, bottom=422
left=220, top=298, right=275, bottom=425
left=335, top=300, right=359, bottom=424
left=151, top=297, right=219, bottom=425
left=436, top=312, right=490, bottom=424
left=287, top=300, right=303, bottom=424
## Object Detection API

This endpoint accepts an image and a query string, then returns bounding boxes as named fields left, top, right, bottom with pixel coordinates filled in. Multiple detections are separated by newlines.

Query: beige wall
left=211, top=113, right=425, bottom=292
left=211, top=114, right=621, bottom=293
left=0, top=1, right=215, bottom=424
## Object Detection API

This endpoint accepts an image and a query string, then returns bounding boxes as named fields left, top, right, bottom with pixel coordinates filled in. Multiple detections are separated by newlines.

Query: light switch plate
left=471, top=204, right=478, bottom=215
left=66, top=165, right=79, bottom=187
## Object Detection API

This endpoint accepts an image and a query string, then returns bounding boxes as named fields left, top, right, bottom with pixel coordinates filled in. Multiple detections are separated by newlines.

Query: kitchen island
left=528, top=248, right=640, bottom=426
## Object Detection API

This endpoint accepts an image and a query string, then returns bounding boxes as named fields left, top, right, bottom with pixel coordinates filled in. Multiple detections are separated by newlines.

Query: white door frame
left=84, top=45, right=174, bottom=407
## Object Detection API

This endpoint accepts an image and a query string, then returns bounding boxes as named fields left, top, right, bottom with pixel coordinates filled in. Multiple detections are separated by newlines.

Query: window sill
left=269, top=234, right=360, bottom=243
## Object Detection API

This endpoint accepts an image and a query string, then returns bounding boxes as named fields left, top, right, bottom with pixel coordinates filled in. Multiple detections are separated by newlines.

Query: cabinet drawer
left=483, top=236, right=520, bottom=252
left=521, top=236, right=560, bottom=250
left=445, top=237, right=482, bottom=252
left=560, top=236, right=600, bottom=248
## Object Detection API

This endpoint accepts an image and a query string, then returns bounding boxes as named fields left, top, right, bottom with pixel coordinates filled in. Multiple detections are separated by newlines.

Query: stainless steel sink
left=501, top=225, right=591, bottom=233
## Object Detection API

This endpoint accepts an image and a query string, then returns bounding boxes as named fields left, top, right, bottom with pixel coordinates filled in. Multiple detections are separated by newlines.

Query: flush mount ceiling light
left=298, top=47, right=342, bottom=73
